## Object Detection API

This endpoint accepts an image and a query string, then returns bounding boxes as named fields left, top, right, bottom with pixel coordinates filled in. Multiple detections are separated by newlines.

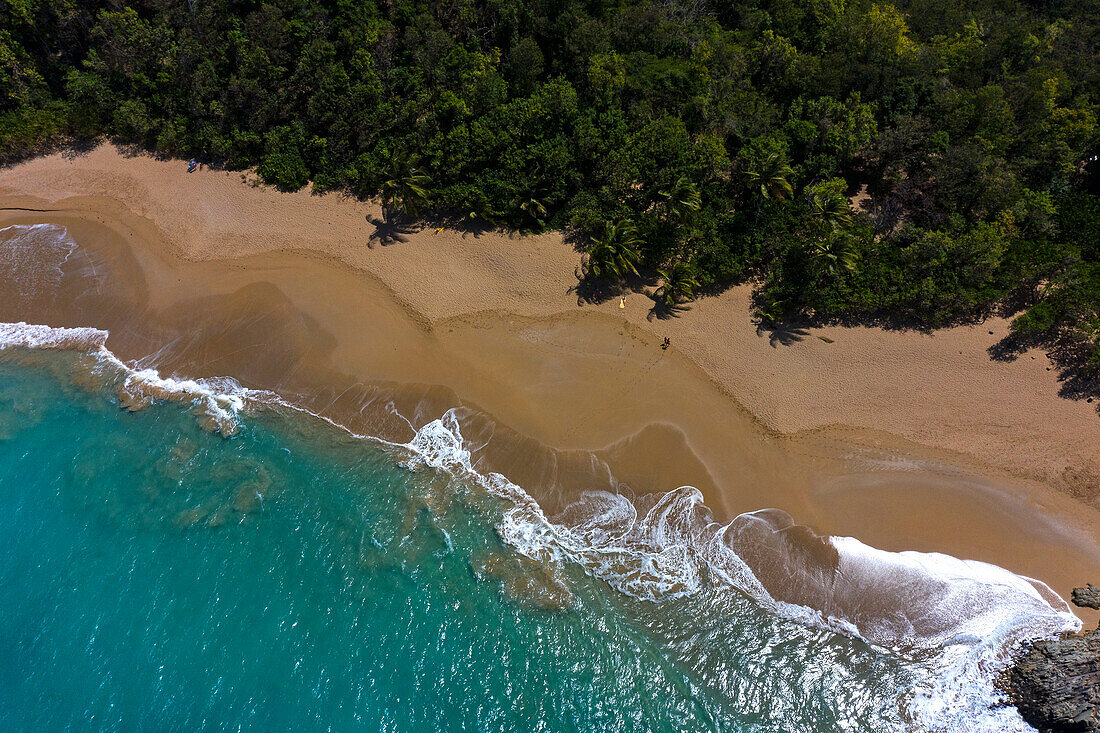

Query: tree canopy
left=3, top=0, right=1099, bottom=367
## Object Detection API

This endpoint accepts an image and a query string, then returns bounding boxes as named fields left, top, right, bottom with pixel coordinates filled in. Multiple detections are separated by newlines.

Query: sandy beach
left=2, top=144, right=1099, bottom=620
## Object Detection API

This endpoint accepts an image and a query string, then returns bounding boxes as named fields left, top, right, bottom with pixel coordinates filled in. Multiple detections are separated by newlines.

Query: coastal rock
left=1074, top=584, right=1100, bottom=610
left=1010, top=628, right=1099, bottom=732
left=1009, top=585, right=1100, bottom=732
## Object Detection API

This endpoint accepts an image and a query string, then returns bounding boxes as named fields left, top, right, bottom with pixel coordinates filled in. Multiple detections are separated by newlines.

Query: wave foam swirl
left=1, top=322, right=249, bottom=436
left=1, top=322, right=1082, bottom=732
left=397, top=411, right=1080, bottom=733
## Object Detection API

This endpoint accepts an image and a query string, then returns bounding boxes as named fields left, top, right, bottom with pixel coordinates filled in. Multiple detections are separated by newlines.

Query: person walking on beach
left=188, top=158, right=198, bottom=173
left=619, top=295, right=626, bottom=309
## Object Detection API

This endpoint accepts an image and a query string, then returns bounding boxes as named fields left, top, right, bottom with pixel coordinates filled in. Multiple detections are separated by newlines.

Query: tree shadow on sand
left=755, top=321, right=809, bottom=347
left=60, top=138, right=100, bottom=160
left=1, top=134, right=101, bottom=169
left=646, top=297, right=691, bottom=321
left=569, top=276, right=610, bottom=305
left=989, top=332, right=1100, bottom=412
left=367, top=213, right=419, bottom=247
left=568, top=270, right=653, bottom=306
left=455, top=219, right=494, bottom=239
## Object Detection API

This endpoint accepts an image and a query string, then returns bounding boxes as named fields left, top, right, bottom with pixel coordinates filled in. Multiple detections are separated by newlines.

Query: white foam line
left=391, top=412, right=1081, bottom=732
left=828, top=536, right=1079, bottom=731
left=0, top=321, right=1082, bottom=732
left=0, top=322, right=109, bottom=350
left=1, top=322, right=250, bottom=436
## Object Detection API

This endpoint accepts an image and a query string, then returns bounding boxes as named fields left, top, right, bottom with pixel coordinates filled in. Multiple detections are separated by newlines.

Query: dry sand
left=1, top=144, right=1099, bottom=619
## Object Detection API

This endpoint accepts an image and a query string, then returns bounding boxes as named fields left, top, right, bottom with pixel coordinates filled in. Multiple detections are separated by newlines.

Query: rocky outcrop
left=1009, top=586, right=1100, bottom=732
left=1073, top=584, right=1100, bottom=611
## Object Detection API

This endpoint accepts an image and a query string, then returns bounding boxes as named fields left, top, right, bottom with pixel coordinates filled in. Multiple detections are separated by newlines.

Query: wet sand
left=1, top=145, right=1099, bottom=623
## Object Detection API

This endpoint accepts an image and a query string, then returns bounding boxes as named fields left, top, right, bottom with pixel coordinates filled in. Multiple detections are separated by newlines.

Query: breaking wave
left=397, top=411, right=1080, bottom=733
left=0, top=223, right=78, bottom=298
left=1, top=322, right=249, bottom=436
left=0, top=321, right=1081, bottom=732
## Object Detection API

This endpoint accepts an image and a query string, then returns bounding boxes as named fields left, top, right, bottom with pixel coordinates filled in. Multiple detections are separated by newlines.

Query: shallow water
left=0, top=350, right=922, bottom=732
left=0, top=222, right=1085, bottom=731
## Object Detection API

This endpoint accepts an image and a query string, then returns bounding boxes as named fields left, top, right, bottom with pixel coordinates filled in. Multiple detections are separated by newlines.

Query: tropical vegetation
left=2, top=0, right=1099, bottom=367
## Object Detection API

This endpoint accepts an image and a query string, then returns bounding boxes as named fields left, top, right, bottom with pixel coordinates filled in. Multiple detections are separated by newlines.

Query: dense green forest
left=2, top=0, right=1099, bottom=370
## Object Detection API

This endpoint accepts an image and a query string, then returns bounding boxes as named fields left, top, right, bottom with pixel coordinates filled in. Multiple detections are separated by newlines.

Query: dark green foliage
left=655, top=261, right=700, bottom=307
left=258, top=124, right=311, bottom=192
left=380, top=151, right=433, bottom=218
left=2, top=0, right=1099, bottom=367
left=584, top=221, right=642, bottom=281
left=1010, top=194, right=1100, bottom=364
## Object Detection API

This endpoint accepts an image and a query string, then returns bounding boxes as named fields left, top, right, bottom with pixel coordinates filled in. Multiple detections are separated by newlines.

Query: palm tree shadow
left=569, top=274, right=611, bottom=305
left=457, top=219, right=494, bottom=238
left=756, top=321, right=809, bottom=347
left=367, top=213, right=419, bottom=247
left=569, top=270, right=642, bottom=306
left=647, top=297, right=691, bottom=321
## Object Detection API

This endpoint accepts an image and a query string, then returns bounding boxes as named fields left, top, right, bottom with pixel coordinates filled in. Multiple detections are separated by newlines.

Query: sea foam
left=0, top=223, right=78, bottom=297
left=1, top=322, right=250, bottom=436
left=0, top=321, right=1081, bottom=732
left=396, top=410, right=1080, bottom=732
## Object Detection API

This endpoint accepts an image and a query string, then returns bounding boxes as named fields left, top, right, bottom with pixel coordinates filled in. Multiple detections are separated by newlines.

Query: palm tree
left=584, top=222, right=642, bottom=281
left=518, top=197, right=548, bottom=229
left=744, top=152, right=794, bottom=202
left=658, top=176, right=702, bottom=223
left=654, top=260, right=700, bottom=307
left=807, top=232, right=858, bottom=280
left=465, top=201, right=500, bottom=227
left=381, top=153, right=432, bottom=219
left=757, top=297, right=788, bottom=326
left=809, top=188, right=852, bottom=229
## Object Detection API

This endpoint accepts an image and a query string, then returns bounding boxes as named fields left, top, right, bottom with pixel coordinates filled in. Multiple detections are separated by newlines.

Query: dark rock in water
left=1074, top=584, right=1100, bottom=610
left=1009, top=585, right=1100, bottom=732
left=1010, top=628, right=1099, bottom=732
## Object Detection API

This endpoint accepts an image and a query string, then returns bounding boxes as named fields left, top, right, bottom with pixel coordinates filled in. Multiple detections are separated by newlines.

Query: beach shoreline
left=2, top=144, right=1099, bottom=620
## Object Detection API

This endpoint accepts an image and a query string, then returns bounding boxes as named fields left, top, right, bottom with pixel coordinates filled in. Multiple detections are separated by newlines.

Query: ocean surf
left=0, top=321, right=1081, bottom=732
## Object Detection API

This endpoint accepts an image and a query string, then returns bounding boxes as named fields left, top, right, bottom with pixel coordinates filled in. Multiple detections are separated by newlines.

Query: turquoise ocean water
left=0, top=346, right=912, bottom=732
left=0, top=318, right=1081, bottom=730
